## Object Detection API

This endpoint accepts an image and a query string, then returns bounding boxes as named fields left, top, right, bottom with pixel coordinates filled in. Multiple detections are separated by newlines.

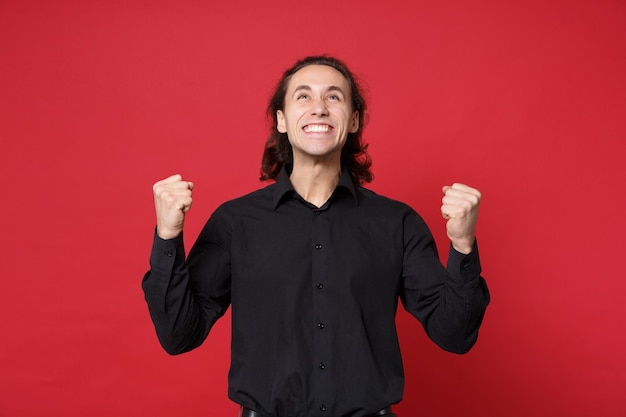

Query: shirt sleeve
left=142, top=208, right=232, bottom=355
left=400, top=210, right=490, bottom=354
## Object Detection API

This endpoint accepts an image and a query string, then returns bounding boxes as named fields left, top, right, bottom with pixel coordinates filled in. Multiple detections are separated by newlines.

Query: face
left=277, top=65, right=359, bottom=166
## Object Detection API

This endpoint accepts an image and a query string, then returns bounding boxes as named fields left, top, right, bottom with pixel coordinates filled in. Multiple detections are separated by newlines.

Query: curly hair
left=260, top=55, right=373, bottom=185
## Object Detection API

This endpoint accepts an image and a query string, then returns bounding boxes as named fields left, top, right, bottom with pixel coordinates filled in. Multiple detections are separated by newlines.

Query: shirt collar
left=272, top=165, right=359, bottom=210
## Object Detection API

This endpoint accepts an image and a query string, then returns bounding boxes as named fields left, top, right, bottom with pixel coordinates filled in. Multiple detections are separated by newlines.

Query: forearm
left=433, top=244, right=489, bottom=353
left=142, top=233, right=213, bottom=355
left=403, top=239, right=490, bottom=354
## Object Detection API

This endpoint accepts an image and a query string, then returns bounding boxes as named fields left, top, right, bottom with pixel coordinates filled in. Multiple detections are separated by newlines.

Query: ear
left=349, top=111, right=359, bottom=133
left=277, top=110, right=287, bottom=133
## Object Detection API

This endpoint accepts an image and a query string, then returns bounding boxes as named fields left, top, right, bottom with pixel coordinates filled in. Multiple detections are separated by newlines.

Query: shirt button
left=463, top=263, right=471, bottom=271
left=315, top=244, right=323, bottom=250
left=319, top=363, right=326, bottom=370
left=317, top=322, right=325, bottom=329
left=317, top=283, right=324, bottom=290
left=165, top=251, right=173, bottom=257
left=320, top=405, right=327, bottom=412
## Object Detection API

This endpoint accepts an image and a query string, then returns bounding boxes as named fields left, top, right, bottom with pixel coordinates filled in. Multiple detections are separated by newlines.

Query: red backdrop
left=2, top=1, right=625, bottom=416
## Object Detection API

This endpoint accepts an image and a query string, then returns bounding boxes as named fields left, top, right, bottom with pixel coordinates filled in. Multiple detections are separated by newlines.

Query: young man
left=143, top=56, right=490, bottom=417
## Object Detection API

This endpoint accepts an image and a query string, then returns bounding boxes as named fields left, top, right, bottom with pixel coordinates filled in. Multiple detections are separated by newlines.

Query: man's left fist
left=441, top=183, right=481, bottom=254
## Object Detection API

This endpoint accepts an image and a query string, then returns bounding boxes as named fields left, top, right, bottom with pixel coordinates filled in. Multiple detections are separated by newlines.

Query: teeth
left=304, top=124, right=330, bottom=133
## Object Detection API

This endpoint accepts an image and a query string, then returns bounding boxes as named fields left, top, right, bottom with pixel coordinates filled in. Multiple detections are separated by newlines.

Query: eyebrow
left=292, top=85, right=346, bottom=95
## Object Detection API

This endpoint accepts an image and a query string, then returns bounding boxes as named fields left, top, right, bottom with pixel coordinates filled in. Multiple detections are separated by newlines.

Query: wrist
left=451, top=237, right=475, bottom=254
left=156, top=226, right=182, bottom=240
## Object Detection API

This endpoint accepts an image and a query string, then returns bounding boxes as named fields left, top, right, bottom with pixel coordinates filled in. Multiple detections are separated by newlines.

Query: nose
left=310, top=97, right=329, bottom=116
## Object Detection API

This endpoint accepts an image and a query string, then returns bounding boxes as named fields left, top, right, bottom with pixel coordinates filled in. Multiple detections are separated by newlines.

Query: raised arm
left=143, top=175, right=230, bottom=355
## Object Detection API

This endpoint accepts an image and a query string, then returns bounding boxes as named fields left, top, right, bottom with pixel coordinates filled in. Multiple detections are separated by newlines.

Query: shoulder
left=356, top=186, right=430, bottom=227
left=357, top=186, right=415, bottom=213
left=198, top=183, right=275, bottom=238
left=213, top=183, right=275, bottom=216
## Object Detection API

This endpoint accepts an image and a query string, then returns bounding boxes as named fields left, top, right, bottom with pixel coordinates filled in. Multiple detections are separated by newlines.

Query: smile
left=303, top=124, right=332, bottom=133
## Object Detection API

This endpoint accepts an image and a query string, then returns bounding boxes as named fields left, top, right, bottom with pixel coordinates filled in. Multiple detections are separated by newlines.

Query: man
left=143, top=56, right=490, bottom=417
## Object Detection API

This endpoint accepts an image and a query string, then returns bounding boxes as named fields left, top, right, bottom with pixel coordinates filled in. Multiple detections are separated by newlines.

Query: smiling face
left=276, top=64, right=359, bottom=167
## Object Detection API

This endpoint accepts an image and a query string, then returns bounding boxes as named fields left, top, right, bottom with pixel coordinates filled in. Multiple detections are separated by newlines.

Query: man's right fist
left=153, top=174, right=194, bottom=240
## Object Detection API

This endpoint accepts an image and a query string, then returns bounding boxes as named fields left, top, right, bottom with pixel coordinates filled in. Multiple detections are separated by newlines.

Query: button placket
left=310, top=205, right=332, bottom=413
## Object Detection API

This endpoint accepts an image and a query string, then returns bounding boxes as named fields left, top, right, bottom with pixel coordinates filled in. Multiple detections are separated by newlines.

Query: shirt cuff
left=446, top=240, right=481, bottom=283
left=149, top=229, right=185, bottom=272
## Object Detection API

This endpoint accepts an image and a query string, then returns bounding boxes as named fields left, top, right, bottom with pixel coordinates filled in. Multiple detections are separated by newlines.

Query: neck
left=289, top=159, right=341, bottom=208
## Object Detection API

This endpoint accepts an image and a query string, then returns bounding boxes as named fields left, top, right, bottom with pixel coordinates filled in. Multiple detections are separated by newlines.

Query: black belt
left=239, top=406, right=392, bottom=417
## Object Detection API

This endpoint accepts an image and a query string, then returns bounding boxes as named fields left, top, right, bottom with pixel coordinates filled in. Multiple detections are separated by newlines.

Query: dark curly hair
left=260, top=55, right=373, bottom=185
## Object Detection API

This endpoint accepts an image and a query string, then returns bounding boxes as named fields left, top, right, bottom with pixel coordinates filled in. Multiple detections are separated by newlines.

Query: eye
left=296, top=93, right=309, bottom=100
left=327, top=94, right=339, bottom=101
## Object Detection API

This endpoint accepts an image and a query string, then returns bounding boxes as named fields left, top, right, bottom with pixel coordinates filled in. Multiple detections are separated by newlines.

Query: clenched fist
left=441, top=183, right=481, bottom=254
left=153, top=174, right=194, bottom=240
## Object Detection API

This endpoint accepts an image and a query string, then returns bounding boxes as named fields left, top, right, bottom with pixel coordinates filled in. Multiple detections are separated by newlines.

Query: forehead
left=286, top=64, right=351, bottom=93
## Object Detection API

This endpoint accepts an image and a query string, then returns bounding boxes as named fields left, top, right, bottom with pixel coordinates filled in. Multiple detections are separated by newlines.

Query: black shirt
left=142, top=168, right=490, bottom=417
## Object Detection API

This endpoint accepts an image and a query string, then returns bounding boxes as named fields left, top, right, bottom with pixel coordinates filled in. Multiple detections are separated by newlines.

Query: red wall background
left=2, top=1, right=625, bottom=416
